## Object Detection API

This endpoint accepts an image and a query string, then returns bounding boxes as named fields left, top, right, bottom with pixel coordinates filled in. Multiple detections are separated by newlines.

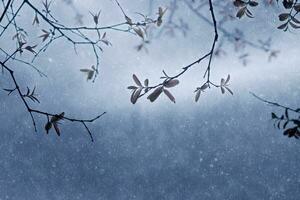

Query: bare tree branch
left=128, top=0, right=233, bottom=104
left=251, top=92, right=300, bottom=114
left=0, top=0, right=12, bottom=23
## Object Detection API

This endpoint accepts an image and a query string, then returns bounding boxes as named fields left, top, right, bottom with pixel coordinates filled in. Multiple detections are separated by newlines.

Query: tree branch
left=131, top=0, right=223, bottom=102
left=251, top=92, right=300, bottom=114
left=0, top=0, right=12, bottom=23
left=0, top=61, right=106, bottom=141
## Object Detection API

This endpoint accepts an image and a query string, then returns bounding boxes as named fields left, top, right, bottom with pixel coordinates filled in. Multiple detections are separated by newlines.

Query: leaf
left=90, top=11, right=101, bottom=25
left=236, top=7, right=246, bottom=18
left=221, top=87, right=225, bottom=94
left=283, top=121, right=289, bottom=129
left=277, top=121, right=281, bottom=129
left=163, top=89, right=175, bottom=103
left=147, top=86, right=163, bottom=102
left=157, top=17, right=163, bottom=27
left=131, top=88, right=142, bottom=104
left=39, top=29, right=50, bottom=42
left=127, top=86, right=138, bottom=90
left=12, top=33, right=18, bottom=40
left=245, top=8, right=254, bottom=18
left=132, top=74, right=142, bottom=86
left=277, top=22, right=288, bottom=30
left=225, top=87, right=233, bottom=95
left=157, top=7, right=167, bottom=27
left=291, top=16, right=300, bottom=24
left=101, top=39, right=111, bottom=46
left=278, top=13, right=289, bottom=21
left=125, top=15, right=133, bottom=25
left=283, top=127, right=298, bottom=138
left=233, top=0, right=246, bottom=7
left=87, top=70, right=95, bottom=80
left=289, top=22, right=300, bottom=29
left=158, top=7, right=167, bottom=17
left=42, top=0, right=52, bottom=13
left=248, top=1, right=258, bottom=7
left=144, top=79, right=149, bottom=87
left=45, top=122, right=52, bottom=134
left=294, top=4, right=300, bottom=12
left=293, top=120, right=300, bottom=126
left=285, top=108, right=289, bottom=119
left=50, top=112, right=65, bottom=123
left=80, top=69, right=92, bottom=72
left=271, top=112, right=278, bottom=119
left=133, top=27, right=144, bottom=39
left=32, top=12, right=39, bottom=26
left=283, top=0, right=293, bottom=9
left=24, top=45, right=37, bottom=54
left=80, top=66, right=96, bottom=81
left=164, top=79, right=179, bottom=88
left=220, top=78, right=225, bottom=86
left=195, top=90, right=201, bottom=102
left=53, top=122, right=61, bottom=136
left=102, top=32, right=106, bottom=39
left=200, top=83, right=209, bottom=90
left=225, top=74, right=230, bottom=84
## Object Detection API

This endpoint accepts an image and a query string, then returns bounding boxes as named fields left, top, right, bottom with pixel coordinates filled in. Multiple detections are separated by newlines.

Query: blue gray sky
left=0, top=0, right=300, bottom=199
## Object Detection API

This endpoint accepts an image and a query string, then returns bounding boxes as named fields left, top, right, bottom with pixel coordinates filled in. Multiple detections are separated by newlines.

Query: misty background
left=0, top=0, right=300, bottom=199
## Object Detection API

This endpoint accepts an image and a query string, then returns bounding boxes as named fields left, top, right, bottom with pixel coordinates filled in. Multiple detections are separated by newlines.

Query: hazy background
left=0, top=0, right=300, bottom=199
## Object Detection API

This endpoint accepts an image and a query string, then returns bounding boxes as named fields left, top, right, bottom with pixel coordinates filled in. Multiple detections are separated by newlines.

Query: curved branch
left=251, top=92, right=300, bottom=114
left=133, top=0, right=220, bottom=101
left=0, top=0, right=12, bottom=23
left=0, top=61, right=106, bottom=141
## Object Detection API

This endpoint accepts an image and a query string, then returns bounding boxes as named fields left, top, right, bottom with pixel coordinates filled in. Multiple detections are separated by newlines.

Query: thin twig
left=0, top=60, right=106, bottom=141
left=137, top=0, right=219, bottom=99
left=0, top=0, right=12, bottom=23
left=250, top=92, right=300, bottom=114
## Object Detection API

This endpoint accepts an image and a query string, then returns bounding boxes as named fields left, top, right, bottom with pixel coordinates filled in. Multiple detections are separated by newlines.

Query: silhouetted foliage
left=1, top=0, right=299, bottom=141
left=252, top=93, right=300, bottom=139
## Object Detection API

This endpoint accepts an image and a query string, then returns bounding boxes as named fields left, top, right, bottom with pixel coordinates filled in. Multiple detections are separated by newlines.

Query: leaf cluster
left=277, top=1, right=300, bottom=31
left=128, top=73, right=179, bottom=104
left=271, top=109, right=300, bottom=139
left=233, top=0, right=258, bottom=19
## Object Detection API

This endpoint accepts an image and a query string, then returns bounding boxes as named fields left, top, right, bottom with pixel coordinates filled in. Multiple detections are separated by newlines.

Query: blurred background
left=0, top=0, right=300, bottom=199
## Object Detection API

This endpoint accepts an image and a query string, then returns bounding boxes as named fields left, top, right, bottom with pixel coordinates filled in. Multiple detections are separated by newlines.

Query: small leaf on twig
left=32, top=12, right=39, bottom=26
left=194, top=83, right=209, bottom=102
left=133, top=27, right=144, bottom=39
left=131, top=88, right=142, bottom=104
left=220, top=74, right=233, bottom=95
left=45, top=112, right=64, bottom=136
left=164, top=79, right=179, bottom=88
left=50, top=112, right=65, bottom=123
left=157, top=7, right=167, bottom=27
left=163, top=88, right=175, bottom=103
left=45, top=122, right=52, bottom=134
left=144, top=79, right=149, bottom=87
left=125, top=15, right=133, bottom=25
left=236, top=7, right=246, bottom=18
left=132, top=74, right=142, bottom=86
left=147, top=86, right=163, bottom=102
left=24, top=45, right=37, bottom=54
left=80, top=65, right=96, bottom=81
left=90, top=10, right=101, bottom=25
left=39, top=29, right=50, bottom=42
left=195, top=90, right=201, bottom=102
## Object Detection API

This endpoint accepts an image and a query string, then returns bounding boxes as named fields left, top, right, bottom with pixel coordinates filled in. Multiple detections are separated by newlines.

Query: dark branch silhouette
left=128, top=0, right=233, bottom=104
left=1, top=0, right=299, bottom=141
left=251, top=92, right=300, bottom=139
left=0, top=0, right=162, bottom=140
